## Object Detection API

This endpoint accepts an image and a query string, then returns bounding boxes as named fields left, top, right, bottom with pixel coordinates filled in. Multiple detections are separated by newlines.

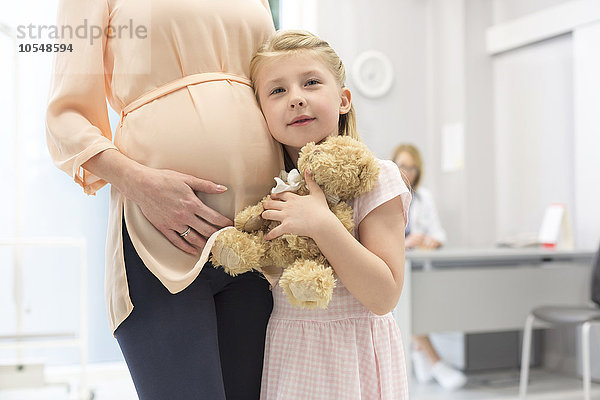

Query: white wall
left=313, top=0, right=430, bottom=164
left=428, top=0, right=499, bottom=248
left=492, top=0, right=574, bottom=24
left=489, top=0, right=600, bottom=249
left=428, top=0, right=469, bottom=247
left=464, top=0, right=496, bottom=247
left=493, top=34, right=575, bottom=241
left=573, top=23, right=600, bottom=250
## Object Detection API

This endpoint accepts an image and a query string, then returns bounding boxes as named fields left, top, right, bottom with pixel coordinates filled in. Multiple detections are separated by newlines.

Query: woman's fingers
left=404, top=234, right=419, bottom=248
left=135, top=168, right=234, bottom=252
left=164, top=229, right=199, bottom=255
left=186, top=176, right=228, bottom=194
left=182, top=228, right=209, bottom=250
left=193, top=202, right=233, bottom=228
left=188, top=217, right=221, bottom=239
left=185, top=174, right=233, bottom=227
left=422, top=236, right=440, bottom=249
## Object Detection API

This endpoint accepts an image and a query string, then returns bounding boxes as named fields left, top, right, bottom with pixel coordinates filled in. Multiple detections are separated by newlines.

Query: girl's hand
left=262, top=170, right=335, bottom=240
left=127, top=166, right=233, bottom=255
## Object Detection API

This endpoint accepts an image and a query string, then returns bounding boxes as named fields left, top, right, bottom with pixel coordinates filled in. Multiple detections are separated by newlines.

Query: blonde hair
left=392, top=143, right=423, bottom=191
left=250, top=30, right=360, bottom=141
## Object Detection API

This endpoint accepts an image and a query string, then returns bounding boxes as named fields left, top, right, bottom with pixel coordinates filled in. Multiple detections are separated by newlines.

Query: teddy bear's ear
left=357, top=160, right=381, bottom=195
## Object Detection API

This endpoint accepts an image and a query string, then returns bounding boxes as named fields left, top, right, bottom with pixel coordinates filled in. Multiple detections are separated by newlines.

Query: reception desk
left=393, top=248, right=596, bottom=377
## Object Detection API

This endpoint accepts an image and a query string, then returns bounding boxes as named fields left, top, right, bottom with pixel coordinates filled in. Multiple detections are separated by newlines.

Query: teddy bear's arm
left=234, top=196, right=271, bottom=232
left=211, top=229, right=266, bottom=276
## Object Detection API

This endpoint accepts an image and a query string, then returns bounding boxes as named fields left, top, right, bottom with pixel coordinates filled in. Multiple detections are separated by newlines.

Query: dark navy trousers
left=115, top=223, right=273, bottom=400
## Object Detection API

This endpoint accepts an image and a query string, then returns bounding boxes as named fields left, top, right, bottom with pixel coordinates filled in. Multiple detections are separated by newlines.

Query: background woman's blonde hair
left=250, top=30, right=360, bottom=141
left=392, top=143, right=423, bottom=191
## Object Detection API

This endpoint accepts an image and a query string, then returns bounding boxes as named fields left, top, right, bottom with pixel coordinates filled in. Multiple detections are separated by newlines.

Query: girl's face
left=394, top=151, right=419, bottom=185
left=254, top=52, right=351, bottom=152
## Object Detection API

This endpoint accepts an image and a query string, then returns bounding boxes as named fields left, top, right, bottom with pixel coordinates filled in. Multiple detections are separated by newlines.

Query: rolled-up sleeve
left=46, top=0, right=117, bottom=195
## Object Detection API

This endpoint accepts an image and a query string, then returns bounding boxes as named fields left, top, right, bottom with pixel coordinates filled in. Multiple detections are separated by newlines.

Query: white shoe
left=431, top=361, right=467, bottom=390
left=411, top=349, right=434, bottom=383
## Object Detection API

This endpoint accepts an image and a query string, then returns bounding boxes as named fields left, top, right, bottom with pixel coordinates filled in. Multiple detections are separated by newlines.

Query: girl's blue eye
left=270, top=88, right=285, bottom=95
left=306, top=79, right=319, bottom=86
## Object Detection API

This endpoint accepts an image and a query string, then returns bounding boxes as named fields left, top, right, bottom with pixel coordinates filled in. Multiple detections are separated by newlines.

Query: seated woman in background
left=393, top=144, right=467, bottom=390
left=393, top=144, right=446, bottom=249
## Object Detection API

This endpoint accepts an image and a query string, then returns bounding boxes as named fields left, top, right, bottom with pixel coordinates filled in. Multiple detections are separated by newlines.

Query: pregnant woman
left=46, top=1, right=282, bottom=399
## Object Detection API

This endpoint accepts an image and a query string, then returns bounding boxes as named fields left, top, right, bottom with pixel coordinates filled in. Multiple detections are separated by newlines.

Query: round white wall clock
left=351, top=50, right=394, bottom=98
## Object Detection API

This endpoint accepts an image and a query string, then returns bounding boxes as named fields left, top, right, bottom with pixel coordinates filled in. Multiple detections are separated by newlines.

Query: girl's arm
left=263, top=171, right=406, bottom=315
left=315, top=198, right=405, bottom=315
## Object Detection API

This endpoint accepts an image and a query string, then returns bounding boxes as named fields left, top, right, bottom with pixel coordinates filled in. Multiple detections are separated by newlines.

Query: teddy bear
left=210, top=135, right=380, bottom=309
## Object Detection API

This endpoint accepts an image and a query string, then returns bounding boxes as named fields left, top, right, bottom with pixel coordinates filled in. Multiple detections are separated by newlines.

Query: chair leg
left=582, top=321, right=592, bottom=400
left=519, top=313, right=536, bottom=399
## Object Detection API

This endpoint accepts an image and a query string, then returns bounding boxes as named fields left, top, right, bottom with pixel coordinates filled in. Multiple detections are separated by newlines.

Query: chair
left=519, top=242, right=600, bottom=400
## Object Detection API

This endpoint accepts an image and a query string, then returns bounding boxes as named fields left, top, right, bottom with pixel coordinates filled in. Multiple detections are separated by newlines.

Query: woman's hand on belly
left=128, top=165, right=233, bottom=254
left=83, top=149, right=233, bottom=254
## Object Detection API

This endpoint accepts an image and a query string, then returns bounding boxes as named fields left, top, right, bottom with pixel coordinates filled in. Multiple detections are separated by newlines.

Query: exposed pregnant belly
left=115, top=81, right=282, bottom=284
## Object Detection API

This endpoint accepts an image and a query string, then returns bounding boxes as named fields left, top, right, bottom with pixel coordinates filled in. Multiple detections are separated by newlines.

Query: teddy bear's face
left=297, top=136, right=380, bottom=201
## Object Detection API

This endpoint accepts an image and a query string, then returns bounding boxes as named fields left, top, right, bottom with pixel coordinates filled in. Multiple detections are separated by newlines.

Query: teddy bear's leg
left=265, top=236, right=299, bottom=267
left=211, top=229, right=265, bottom=276
left=279, top=259, right=336, bottom=309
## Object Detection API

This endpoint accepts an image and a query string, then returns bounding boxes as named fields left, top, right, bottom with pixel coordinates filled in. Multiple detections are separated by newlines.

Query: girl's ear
left=339, top=87, right=352, bottom=115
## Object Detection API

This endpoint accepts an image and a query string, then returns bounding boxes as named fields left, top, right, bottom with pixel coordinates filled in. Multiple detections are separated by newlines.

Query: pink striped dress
left=261, top=159, right=412, bottom=400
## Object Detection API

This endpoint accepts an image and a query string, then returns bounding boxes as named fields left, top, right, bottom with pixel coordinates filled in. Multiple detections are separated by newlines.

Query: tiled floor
left=411, top=369, right=600, bottom=400
left=0, top=364, right=599, bottom=400
left=0, top=363, right=138, bottom=400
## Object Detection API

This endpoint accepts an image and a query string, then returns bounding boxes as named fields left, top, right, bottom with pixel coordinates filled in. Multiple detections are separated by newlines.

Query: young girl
left=249, top=30, right=412, bottom=399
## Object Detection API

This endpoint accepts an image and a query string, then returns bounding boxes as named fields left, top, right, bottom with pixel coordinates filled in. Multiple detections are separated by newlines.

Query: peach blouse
left=46, top=0, right=283, bottom=333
